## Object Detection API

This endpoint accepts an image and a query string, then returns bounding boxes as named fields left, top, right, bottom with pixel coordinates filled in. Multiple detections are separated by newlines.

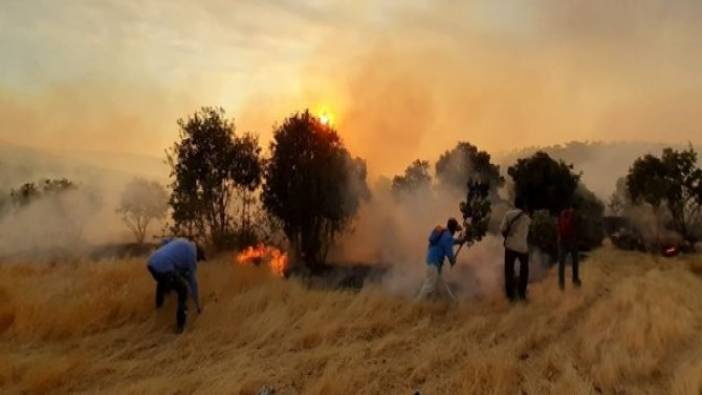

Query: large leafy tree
left=117, top=178, right=169, bottom=245
left=508, top=151, right=580, bottom=214
left=627, top=146, right=702, bottom=242
left=231, top=132, right=264, bottom=242
left=391, top=159, right=432, bottom=197
left=168, top=107, right=263, bottom=246
left=572, top=184, right=605, bottom=250
left=262, top=110, right=369, bottom=268
left=435, top=142, right=504, bottom=194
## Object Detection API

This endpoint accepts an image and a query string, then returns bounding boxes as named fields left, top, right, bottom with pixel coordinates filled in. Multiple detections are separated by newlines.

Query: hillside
left=0, top=143, right=167, bottom=189
left=1, top=247, right=702, bottom=394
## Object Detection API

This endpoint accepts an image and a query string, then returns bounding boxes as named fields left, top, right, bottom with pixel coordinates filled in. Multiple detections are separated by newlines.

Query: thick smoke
left=2, top=1, right=702, bottom=279
left=295, top=0, right=702, bottom=178
left=0, top=187, right=101, bottom=260
left=331, top=169, right=509, bottom=300
left=0, top=153, right=168, bottom=261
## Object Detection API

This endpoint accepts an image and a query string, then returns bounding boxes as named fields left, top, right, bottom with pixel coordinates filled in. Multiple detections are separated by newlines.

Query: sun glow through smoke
left=317, top=107, right=334, bottom=126
left=320, top=113, right=331, bottom=125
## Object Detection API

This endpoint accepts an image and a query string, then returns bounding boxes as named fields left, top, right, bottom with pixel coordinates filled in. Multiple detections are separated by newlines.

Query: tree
left=573, top=184, right=605, bottom=250
left=117, top=178, right=169, bottom=245
left=168, top=107, right=263, bottom=246
left=609, top=177, right=631, bottom=216
left=231, top=132, right=264, bottom=243
left=528, top=210, right=559, bottom=256
left=391, top=159, right=432, bottom=197
left=626, top=146, right=702, bottom=242
left=435, top=142, right=504, bottom=194
left=508, top=151, right=580, bottom=214
left=10, top=182, right=40, bottom=207
left=262, top=110, right=369, bottom=268
left=10, top=178, right=76, bottom=207
left=459, top=180, right=492, bottom=242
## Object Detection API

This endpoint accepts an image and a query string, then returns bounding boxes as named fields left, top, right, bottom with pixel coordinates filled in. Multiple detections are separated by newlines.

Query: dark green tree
left=391, top=159, right=432, bottom=198
left=528, top=210, right=559, bottom=256
left=232, top=132, right=264, bottom=246
left=626, top=146, right=702, bottom=242
left=168, top=107, right=263, bottom=246
left=508, top=151, right=580, bottom=214
left=262, top=110, right=369, bottom=268
left=459, top=180, right=492, bottom=242
left=435, top=142, right=504, bottom=194
left=573, top=184, right=605, bottom=250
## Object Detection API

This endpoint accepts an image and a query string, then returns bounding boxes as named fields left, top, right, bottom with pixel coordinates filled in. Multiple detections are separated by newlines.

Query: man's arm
left=444, top=234, right=457, bottom=265
left=500, top=213, right=509, bottom=235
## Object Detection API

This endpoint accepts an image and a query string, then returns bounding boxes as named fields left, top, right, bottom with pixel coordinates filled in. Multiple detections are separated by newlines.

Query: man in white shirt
left=499, top=196, right=532, bottom=302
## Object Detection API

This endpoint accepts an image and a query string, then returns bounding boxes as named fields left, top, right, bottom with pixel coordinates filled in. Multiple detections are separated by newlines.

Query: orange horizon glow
left=2, top=1, right=702, bottom=182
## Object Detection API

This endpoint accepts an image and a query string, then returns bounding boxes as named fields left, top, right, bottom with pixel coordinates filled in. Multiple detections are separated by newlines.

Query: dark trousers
left=504, top=249, right=529, bottom=301
left=148, top=266, right=189, bottom=331
left=559, top=242, right=581, bottom=288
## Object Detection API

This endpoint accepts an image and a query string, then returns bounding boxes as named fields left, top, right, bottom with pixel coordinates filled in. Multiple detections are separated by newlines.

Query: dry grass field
left=1, top=247, right=702, bottom=394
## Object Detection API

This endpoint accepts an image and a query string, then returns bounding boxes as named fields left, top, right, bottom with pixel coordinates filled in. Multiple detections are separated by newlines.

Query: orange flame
left=235, top=243, right=288, bottom=277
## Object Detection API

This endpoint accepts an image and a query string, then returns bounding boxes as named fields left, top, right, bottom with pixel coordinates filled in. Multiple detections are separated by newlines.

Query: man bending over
left=147, top=238, right=206, bottom=333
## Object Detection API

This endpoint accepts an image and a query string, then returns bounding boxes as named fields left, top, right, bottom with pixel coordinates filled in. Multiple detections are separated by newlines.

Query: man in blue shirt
left=416, top=218, right=466, bottom=302
left=147, top=238, right=206, bottom=333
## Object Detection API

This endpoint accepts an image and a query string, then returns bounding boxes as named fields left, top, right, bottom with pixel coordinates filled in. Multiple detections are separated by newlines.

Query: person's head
left=196, top=244, right=207, bottom=262
left=446, top=218, right=462, bottom=234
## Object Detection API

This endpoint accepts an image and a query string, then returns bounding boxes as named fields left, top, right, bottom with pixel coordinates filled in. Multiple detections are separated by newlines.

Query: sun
left=317, top=108, right=334, bottom=126
left=319, top=112, right=331, bottom=125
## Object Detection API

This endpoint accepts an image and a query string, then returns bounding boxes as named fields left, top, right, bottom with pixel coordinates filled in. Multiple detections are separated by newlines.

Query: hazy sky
left=2, top=0, right=701, bottom=176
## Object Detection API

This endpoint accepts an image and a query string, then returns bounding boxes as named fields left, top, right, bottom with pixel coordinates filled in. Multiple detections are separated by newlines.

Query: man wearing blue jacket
left=147, top=238, right=206, bottom=333
left=416, top=218, right=465, bottom=302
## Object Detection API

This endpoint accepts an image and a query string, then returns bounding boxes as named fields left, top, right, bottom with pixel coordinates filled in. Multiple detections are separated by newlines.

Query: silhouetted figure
left=147, top=238, right=205, bottom=333
left=558, top=205, right=581, bottom=289
left=500, top=197, right=532, bottom=302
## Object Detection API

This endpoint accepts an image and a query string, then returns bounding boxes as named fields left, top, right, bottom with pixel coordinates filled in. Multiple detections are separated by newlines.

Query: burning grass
left=1, top=247, right=702, bottom=394
left=236, top=243, right=289, bottom=277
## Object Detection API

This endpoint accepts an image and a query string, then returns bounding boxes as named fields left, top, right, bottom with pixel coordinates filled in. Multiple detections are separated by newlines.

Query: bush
left=528, top=210, right=558, bottom=257
left=573, top=185, right=605, bottom=250
left=508, top=151, right=580, bottom=214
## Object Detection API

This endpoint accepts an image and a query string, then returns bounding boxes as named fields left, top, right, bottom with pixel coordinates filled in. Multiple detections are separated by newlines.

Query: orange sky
left=1, top=0, right=701, bottom=177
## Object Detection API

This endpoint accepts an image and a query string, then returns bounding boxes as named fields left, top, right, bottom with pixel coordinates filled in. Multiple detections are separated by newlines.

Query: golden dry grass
left=1, top=247, right=702, bottom=394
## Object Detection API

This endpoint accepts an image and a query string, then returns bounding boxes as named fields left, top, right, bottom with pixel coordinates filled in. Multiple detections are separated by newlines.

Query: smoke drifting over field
left=331, top=177, right=508, bottom=299
left=2, top=1, right=702, bottom=292
left=0, top=151, right=168, bottom=260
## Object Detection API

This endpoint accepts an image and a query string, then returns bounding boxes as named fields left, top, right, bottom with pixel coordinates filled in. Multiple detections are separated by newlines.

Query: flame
left=235, top=243, right=289, bottom=277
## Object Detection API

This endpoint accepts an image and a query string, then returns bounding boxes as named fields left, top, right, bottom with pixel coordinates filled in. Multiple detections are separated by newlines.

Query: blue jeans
left=148, top=266, right=189, bottom=331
